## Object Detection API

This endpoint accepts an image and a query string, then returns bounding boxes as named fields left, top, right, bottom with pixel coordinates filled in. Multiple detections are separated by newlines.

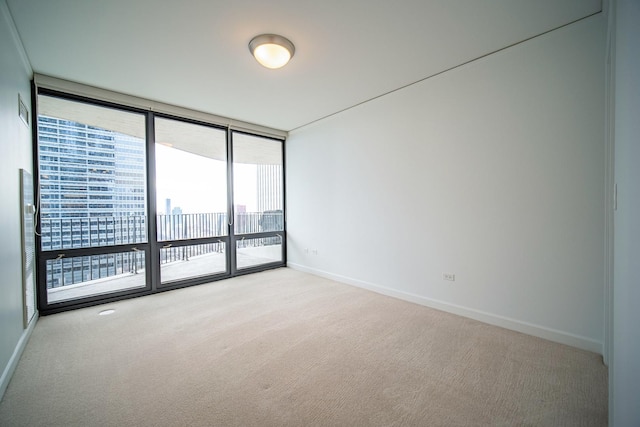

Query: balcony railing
left=157, top=212, right=227, bottom=241
left=41, top=211, right=283, bottom=289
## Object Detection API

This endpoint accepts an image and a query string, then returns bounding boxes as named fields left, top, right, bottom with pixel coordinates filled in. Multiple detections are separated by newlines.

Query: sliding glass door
left=35, top=91, right=286, bottom=313
left=154, top=117, right=228, bottom=284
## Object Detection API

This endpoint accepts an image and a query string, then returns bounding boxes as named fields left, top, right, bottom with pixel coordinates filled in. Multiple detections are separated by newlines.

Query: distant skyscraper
left=38, top=115, right=146, bottom=249
left=256, top=164, right=283, bottom=213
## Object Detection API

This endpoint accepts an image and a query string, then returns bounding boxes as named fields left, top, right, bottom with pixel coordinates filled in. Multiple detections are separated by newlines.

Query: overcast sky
left=155, top=143, right=257, bottom=215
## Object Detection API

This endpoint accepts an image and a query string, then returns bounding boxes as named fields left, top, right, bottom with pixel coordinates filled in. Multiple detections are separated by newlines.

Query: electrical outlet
left=443, top=273, right=456, bottom=281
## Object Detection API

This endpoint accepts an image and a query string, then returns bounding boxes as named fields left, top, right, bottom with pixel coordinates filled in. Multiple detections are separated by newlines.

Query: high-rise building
left=256, top=164, right=283, bottom=213
left=38, top=115, right=147, bottom=250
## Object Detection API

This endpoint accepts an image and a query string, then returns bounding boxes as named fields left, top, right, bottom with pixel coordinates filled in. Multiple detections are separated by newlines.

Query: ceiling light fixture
left=249, top=34, right=295, bottom=69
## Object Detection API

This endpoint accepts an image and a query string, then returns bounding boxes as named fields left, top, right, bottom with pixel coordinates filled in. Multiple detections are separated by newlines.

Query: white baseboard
left=0, top=312, right=39, bottom=400
left=287, top=263, right=602, bottom=355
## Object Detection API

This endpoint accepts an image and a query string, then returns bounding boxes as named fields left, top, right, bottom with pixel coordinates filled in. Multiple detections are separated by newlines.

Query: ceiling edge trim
left=33, top=73, right=288, bottom=139
left=1, top=0, right=32, bottom=77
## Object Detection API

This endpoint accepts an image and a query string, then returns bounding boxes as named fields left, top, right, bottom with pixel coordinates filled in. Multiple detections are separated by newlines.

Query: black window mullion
left=146, top=112, right=159, bottom=292
left=227, top=128, right=236, bottom=276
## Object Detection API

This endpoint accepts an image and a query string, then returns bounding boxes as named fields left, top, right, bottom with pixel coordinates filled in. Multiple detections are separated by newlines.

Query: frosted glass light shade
left=249, top=34, right=295, bottom=69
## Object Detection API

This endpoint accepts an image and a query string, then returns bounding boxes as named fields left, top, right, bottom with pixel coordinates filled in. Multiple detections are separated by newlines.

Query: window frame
left=34, top=87, right=287, bottom=315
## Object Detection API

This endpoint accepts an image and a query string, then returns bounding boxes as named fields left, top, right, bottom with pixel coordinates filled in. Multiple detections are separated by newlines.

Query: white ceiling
left=7, top=0, right=600, bottom=132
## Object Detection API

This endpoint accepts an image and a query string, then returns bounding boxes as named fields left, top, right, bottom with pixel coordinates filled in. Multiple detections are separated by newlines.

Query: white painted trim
left=602, top=0, right=616, bottom=370
left=0, top=0, right=33, bottom=77
left=604, top=4, right=615, bottom=425
left=288, top=263, right=603, bottom=355
left=0, top=312, right=38, bottom=400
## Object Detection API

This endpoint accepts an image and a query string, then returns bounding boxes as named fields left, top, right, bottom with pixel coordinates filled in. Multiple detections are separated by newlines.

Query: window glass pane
left=46, top=251, right=146, bottom=303
left=233, top=133, right=283, bottom=235
left=160, top=242, right=226, bottom=283
left=36, top=90, right=287, bottom=310
left=37, top=95, right=147, bottom=250
left=155, top=118, right=227, bottom=241
left=236, top=236, right=283, bottom=269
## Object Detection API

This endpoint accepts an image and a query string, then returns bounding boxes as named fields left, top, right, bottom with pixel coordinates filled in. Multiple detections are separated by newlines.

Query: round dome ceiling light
left=249, top=34, right=295, bottom=69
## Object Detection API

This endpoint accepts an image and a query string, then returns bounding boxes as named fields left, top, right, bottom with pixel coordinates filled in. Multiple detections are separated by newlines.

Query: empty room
left=1, top=0, right=639, bottom=426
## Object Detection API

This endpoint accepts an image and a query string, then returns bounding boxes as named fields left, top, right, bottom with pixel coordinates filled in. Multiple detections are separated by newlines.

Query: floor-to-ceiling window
left=232, top=131, right=285, bottom=270
left=155, top=117, right=229, bottom=284
left=35, top=90, right=286, bottom=314
left=37, top=94, right=149, bottom=306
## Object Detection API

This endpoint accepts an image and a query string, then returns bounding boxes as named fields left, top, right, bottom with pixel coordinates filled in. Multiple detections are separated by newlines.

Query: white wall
left=0, top=0, right=34, bottom=398
left=287, top=15, right=605, bottom=352
left=611, top=0, right=640, bottom=424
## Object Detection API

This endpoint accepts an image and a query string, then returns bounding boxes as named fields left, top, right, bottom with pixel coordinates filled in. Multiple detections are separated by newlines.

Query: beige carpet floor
left=0, top=268, right=607, bottom=426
